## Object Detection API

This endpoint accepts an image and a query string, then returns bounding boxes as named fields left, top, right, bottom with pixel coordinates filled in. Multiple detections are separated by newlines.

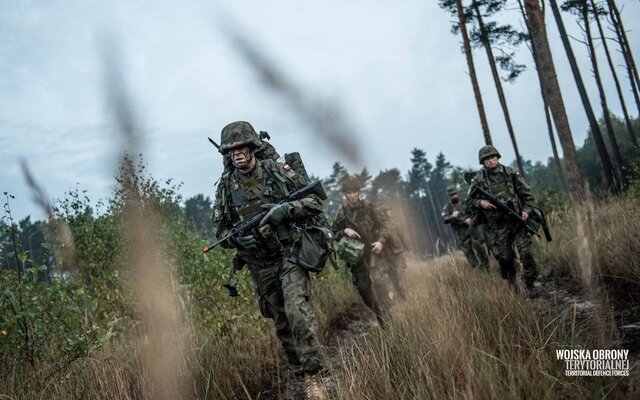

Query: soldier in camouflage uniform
left=441, top=186, right=489, bottom=269
left=212, top=121, right=328, bottom=399
left=467, top=145, right=539, bottom=296
left=378, top=206, right=408, bottom=300
left=332, top=179, right=393, bottom=323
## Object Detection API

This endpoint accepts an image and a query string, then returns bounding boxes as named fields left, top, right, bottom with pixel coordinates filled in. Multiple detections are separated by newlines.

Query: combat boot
left=304, top=372, right=329, bottom=400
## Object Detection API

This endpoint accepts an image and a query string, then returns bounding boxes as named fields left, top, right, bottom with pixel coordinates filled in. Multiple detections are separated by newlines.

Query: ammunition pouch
left=336, top=236, right=365, bottom=265
left=291, top=225, right=334, bottom=273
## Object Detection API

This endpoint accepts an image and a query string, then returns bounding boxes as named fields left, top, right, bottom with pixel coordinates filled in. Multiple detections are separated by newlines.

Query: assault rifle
left=203, top=179, right=328, bottom=253
left=469, top=185, right=552, bottom=242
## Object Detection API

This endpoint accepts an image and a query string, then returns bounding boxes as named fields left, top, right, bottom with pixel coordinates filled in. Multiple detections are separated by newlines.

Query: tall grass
left=333, top=256, right=637, bottom=399
left=536, top=196, right=640, bottom=310
left=2, top=197, right=638, bottom=399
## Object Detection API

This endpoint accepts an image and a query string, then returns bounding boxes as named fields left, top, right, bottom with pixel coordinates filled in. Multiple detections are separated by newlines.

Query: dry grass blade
left=218, top=17, right=364, bottom=166
left=20, top=159, right=76, bottom=269
left=102, top=39, right=188, bottom=400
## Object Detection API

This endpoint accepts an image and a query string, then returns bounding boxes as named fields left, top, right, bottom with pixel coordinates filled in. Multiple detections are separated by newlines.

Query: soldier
left=332, top=178, right=393, bottom=324
left=212, top=121, right=328, bottom=399
left=467, top=145, right=539, bottom=297
left=441, top=186, right=489, bottom=270
left=378, top=206, right=408, bottom=300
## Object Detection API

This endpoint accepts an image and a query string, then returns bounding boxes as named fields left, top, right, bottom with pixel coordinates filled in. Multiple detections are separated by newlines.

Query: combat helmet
left=446, top=186, right=458, bottom=195
left=220, top=121, right=262, bottom=154
left=341, top=178, right=362, bottom=193
left=478, top=145, right=501, bottom=164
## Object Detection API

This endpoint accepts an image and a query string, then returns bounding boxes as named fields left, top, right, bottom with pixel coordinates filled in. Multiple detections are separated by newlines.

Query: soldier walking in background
left=211, top=121, right=328, bottom=400
left=441, top=186, right=489, bottom=270
left=467, top=145, right=540, bottom=297
left=332, top=178, right=393, bottom=324
left=378, top=206, right=408, bottom=300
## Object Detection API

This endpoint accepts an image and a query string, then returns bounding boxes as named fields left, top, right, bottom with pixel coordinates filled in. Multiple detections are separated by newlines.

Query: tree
left=370, top=169, right=404, bottom=206
left=428, top=153, right=455, bottom=246
left=439, top=0, right=493, bottom=145
left=183, top=194, right=213, bottom=239
left=524, top=0, right=585, bottom=199
left=407, top=148, right=433, bottom=197
left=547, top=0, right=616, bottom=192
left=322, top=162, right=349, bottom=219
left=562, top=0, right=626, bottom=189
left=590, top=0, right=638, bottom=149
left=406, top=148, right=436, bottom=253
left=469, top=0, right=527, bottom=177
left=607, top=0, right=640, bottom=117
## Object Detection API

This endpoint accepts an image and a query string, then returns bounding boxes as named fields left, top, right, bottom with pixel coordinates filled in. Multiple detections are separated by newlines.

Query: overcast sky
left=1, top=0, right=639, bottom=221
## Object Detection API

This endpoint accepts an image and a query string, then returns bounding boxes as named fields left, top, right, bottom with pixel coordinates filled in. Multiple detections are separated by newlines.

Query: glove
left=232, top=234, right=258, bottom=251
left=259, top=202, right=292, bottom=226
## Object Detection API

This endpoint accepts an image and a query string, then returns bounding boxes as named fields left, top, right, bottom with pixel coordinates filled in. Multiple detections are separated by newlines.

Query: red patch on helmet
left=283, top=164, right=292, bottom=171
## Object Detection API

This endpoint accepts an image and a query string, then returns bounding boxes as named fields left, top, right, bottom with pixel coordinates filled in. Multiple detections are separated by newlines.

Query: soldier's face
left=449, top=193, right=459, bottom=202
left=483, top=156, right=499, bottom=170
left=230, top=146, right=253, bottom=169
left=345, top=191, right=360, bottom=206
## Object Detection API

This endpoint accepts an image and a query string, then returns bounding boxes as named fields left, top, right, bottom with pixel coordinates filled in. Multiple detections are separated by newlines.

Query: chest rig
left=481, top=166, right=520, bottom=211
left=228, top=161, right=291, bottom=217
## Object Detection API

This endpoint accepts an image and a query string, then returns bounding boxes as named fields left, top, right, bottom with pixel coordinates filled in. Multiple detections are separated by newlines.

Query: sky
left=1, top=0, right=640, bottom=221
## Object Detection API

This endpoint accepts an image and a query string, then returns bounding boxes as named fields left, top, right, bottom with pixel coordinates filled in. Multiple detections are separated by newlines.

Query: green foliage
left=184, top=194, right=214, bottom=239
left=0, top=155, right=263, bottom=396
left=0, top=259, right=120, bottom=391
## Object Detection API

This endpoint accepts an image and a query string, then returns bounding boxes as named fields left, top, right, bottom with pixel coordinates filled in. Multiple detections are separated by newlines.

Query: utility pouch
left=336, top=236, right=365, bottom=265
left=293, top=226, right=334, bottom=273
left=258, top=224, right=284, bottom=253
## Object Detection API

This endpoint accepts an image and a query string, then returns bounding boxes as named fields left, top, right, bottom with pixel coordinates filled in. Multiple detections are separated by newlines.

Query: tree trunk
left=418, top=197, right=435, bottom=254
left=582, top=0, right=626, bottom=189
left=607, top=0, right=640, bottom=95
left=591, top=0, right=638, bottom=149
left=548, top=0, right=616, bottom=192
left=524, top=0, right=585, bottom=199
left=471, top=0, right=526, bottom=177
left=607, top=0, right=640, bottom=118
left=545, top=102, right=570, bottom=193
left=454, top=0, right=492, bottom=145
left=517, top=0, right=569, bottom=192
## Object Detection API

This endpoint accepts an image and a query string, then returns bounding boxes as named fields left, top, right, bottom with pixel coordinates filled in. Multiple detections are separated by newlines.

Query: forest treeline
left=3, top=114, right=640, bottom=270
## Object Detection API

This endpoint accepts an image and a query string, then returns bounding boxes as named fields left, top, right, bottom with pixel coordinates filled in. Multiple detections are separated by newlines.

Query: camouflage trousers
left=383, top=251, right=407, bottom=300
left=461, top=226, right=490, bottom=270
left=348, top=253, right=393, bottom=317
left=486, top=221, right=538, bottom=288
left=248, top=258, right=322, bottom=375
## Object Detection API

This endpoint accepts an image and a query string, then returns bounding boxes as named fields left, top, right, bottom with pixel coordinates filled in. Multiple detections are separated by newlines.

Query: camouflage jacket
left=467, top=164, right=536, bottom=223
left=332, top=200, right=391, bottom=249
left=212, top=159, right=323, bottom=263
left=441, top=199, right=469, bottom=236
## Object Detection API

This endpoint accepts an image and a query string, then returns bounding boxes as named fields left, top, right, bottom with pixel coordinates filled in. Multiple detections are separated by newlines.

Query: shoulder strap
left=261, top=160, right=291, bottom=196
